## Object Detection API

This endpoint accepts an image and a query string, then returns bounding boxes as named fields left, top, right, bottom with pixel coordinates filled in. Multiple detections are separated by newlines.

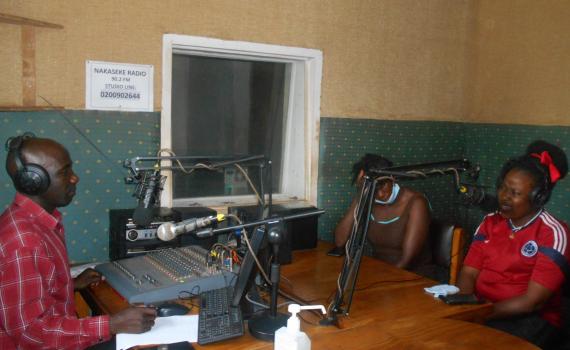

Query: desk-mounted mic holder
left=320, top=175, right=377, bottom=326
left=196, top=209, right=325, bottom=341
left=247, top=219, right=289, bottom=341
left=321, top=159, right=476, bottom=326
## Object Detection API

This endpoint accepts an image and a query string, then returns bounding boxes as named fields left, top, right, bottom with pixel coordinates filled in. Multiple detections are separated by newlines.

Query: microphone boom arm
left=195, top=209, right=326, bottom=238
left=124, top=154, right=272, bottom=212
left=322, top=158, right=478, bottom=326
left=366, top=158, right=474, bottom=181
left=124, top=155, right=267, bottom=175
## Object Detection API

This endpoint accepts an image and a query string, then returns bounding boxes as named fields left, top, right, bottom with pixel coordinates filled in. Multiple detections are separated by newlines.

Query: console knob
left=127, top=230, right=139, bottom=241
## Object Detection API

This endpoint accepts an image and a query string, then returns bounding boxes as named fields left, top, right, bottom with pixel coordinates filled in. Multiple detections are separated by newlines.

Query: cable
left=155, top=148, right=264, bottom=204
left=225, top=213, right=272, bottom=285
left=156, top=148, right=213, bottom=174
left=245, top=292, right=269, bottom=309
left=405, top=170, right=428, bottom=178
left=330, top=175, right=392, bottom=314
left=330, top=182, right=366, bottom=314
left=278, top=288, right=327, bottom=321
left=279, top=274, right=294, bottom=290
left=244, top=290, right=294, bottom=310
left=177, top=285, right=201, bottom=309
left=234, top=163, right=262, bottom=204
left=38, top=95, right=126, bottom=175
left=209, top=243, right=237, bottom=271
left=328, top=163, right=476, bottom=318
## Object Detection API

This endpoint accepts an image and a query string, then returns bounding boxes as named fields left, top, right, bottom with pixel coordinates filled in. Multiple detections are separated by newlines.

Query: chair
left=429, top=220, right=467, bottom=285
left=74, top=291, right=91, bottom=318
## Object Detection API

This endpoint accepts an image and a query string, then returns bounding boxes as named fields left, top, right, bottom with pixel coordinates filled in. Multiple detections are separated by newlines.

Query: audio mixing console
left=95, top=245, right=233, bottom=304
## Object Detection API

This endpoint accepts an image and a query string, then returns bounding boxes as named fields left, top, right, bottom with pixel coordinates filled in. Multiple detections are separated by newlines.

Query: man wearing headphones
left=457, top=140, right=570, bottom=349
left=0, top=134, right=157, bottom=349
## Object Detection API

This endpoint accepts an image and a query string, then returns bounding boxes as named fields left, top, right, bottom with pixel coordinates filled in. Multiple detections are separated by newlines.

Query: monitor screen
left=231, top=225, right=266, bottom=307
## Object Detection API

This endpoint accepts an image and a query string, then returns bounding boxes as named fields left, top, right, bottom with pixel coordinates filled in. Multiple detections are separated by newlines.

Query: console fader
left=95, top=245, right=233, bottom=304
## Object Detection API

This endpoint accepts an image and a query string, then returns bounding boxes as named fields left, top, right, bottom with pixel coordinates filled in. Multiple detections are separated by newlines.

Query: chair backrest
left=429, top=220, right=466, bottom=285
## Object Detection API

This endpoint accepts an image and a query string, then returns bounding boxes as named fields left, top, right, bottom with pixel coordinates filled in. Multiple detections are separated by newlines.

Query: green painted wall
left=462, top=124, right=570, bottom=235
left=317, top=118, right=469, bottom=242
left=318, top=120, right=570, bottom=244
left=2, top=112, right=569, bottom=263
left=0, top=111, right=160, bottom=263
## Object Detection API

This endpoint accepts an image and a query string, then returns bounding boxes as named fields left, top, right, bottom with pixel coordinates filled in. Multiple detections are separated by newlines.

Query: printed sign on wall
left=86, top=60, right=154, bottom=112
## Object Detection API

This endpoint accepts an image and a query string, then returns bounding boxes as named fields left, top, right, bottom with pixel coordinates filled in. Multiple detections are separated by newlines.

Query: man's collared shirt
left=0, top=193, right=110, bottom=349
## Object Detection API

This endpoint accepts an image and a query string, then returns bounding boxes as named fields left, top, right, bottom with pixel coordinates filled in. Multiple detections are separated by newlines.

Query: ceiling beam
left=0, top=13, right=63, bottom=29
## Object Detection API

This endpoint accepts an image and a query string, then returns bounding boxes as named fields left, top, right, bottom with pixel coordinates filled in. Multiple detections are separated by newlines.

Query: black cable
left=38, top=95, right=128, bottom=176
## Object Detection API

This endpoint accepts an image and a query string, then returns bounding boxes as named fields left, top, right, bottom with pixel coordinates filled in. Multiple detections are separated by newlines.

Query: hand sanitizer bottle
left=274, top=304, right=326, bottom=350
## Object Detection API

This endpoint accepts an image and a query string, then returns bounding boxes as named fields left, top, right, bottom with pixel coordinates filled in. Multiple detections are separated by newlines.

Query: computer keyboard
left=197, top=286, right=244, bottom=345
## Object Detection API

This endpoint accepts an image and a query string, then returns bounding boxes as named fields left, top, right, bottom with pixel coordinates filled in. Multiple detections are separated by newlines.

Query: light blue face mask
left=375, top=183, right=400, bottom=205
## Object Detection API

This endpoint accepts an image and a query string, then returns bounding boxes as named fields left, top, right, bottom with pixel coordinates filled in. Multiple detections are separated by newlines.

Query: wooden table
left=81, top=242, right=538, bottom=349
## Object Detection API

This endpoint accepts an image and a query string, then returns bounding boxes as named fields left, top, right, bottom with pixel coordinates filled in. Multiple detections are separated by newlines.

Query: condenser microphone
left=132, top=169, right=162, bottom=226
left=142, top=169, right=161, bottom=208
left=132, top=207, right=154, bottom=227
left=157, top=214, right=226, bottom=241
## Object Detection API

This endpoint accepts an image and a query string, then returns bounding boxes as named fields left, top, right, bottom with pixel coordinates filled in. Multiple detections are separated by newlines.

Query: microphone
left=458, top=183, right=486, bottom=206
left=458, top=183, right=498, bottom=212
left=142, top=169, right=162, bottom=208
left=157, top=214, right=226, bottom=241
left=133, top=169, right=163, bottom=226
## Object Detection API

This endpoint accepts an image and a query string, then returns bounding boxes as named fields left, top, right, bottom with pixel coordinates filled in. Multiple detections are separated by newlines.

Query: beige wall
left=466, top=0, right=570, bottom=125
left=0, top=0, right=470, bottom=122
left=2, top=1, right=569, bottom=125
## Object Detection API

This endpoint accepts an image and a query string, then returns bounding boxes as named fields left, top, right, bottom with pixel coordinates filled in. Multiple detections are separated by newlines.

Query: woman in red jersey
left=457, top=140, right=569, bottom=349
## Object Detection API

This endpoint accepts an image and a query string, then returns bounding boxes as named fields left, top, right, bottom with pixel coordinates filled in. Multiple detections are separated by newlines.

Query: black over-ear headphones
left=5, top=132, right=50, bottom=196
left=529, top=167, right=551, bottom=208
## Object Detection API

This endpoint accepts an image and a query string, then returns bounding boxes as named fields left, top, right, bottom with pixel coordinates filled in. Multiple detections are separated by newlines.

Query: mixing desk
left=95, top=245, right=233, bottom=304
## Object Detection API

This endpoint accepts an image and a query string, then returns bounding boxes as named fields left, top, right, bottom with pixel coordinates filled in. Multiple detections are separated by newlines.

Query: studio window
left=161, top=35, right=322, bottom=208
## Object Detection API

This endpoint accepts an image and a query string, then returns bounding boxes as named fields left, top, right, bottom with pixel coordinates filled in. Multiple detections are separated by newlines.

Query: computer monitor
left=231, top=225, right=266, bottom=307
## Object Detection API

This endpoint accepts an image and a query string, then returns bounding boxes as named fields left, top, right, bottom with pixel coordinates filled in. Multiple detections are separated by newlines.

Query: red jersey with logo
left=464, top=210, right=569, bottom=327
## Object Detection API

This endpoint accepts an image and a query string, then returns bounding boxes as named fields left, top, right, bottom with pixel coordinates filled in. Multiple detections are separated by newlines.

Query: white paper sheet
left=70, top=262, right=98, bottom=278
left=116, top=315, right=198, bottom=350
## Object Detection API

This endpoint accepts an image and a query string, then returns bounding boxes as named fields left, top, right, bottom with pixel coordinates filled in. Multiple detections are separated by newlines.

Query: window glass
left=171, top=55, right=286, bottom=199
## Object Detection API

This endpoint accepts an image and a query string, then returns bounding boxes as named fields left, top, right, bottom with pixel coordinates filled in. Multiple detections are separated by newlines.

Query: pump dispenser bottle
left=274, top=304, right=326, bottom=350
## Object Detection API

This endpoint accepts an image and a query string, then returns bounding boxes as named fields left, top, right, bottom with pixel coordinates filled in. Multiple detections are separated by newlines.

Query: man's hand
left=110, top=307, right=158, bottom=334
left=73, top=268, right=103, bottom=291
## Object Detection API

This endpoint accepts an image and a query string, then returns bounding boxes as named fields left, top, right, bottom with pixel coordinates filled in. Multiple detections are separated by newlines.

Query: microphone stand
left=197, top=210, right=325, bottom=238
left=195, top=211, right=325, bottom=341
left=320, top=175, right=377, bottom=326
left=247, top=220, right=289, bottom=341
left=322, top=158, right=477, bottom=325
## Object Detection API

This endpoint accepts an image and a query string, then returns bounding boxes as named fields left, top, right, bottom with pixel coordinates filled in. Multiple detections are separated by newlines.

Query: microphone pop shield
left=132, top=207, right=154, bottom=227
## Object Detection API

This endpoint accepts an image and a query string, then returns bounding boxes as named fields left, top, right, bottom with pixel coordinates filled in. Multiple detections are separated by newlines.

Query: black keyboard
left=197, top=286, right=244, bottom=345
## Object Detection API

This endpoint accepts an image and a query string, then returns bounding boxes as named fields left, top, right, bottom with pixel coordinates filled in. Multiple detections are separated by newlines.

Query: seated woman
left=330, top=154, right=432, bottom=274
left=456, top=140, right=570, bottom=349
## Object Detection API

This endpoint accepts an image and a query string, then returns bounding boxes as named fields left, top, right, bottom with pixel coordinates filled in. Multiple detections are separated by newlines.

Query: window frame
left=161, top=34, right=322, bottom=208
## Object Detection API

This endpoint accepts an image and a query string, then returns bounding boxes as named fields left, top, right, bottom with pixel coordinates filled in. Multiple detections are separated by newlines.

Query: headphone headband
left=5, top=132, right=50, bottom=196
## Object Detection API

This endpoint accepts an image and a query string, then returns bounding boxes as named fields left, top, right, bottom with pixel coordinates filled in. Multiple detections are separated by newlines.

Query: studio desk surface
left=81, top=242, right=538, bottom=349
